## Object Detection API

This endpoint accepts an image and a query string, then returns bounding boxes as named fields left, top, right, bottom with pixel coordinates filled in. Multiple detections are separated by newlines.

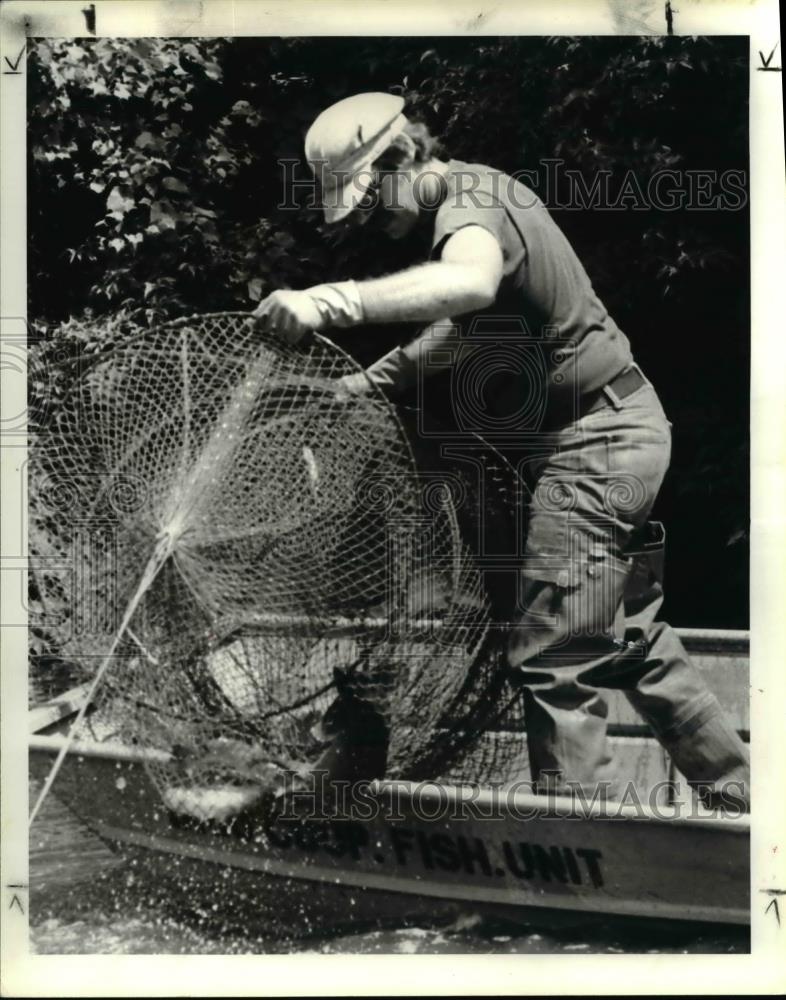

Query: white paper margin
left=2, top=1, right=784, bottom=995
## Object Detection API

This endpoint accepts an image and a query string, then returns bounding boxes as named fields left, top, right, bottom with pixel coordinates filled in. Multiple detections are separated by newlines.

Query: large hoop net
left=30, top=313, right=523, bottom=822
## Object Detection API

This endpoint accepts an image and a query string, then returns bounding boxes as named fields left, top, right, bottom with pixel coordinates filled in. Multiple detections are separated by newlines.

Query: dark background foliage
left=28, top=35, right=749, bottom=628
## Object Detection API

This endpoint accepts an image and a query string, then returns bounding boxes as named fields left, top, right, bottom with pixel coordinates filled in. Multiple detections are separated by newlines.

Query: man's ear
left=395, top=131, right=418, bottom=167
left=375, top=132, right=418, bottom=172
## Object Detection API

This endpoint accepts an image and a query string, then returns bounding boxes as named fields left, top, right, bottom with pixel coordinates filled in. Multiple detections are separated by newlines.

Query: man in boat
left=251, top=92, right=749, bottom=810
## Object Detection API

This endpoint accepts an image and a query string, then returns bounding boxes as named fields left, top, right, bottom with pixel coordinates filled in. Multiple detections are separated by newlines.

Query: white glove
left=307, top=280, right=365, bottom=328
left=251, top=281, right=364, bottom=345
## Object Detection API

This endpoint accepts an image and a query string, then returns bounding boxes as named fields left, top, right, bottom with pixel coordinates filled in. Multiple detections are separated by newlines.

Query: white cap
left=305, top=92, right=407, bottom=224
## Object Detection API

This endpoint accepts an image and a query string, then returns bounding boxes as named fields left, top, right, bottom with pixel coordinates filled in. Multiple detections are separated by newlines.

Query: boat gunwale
left=29, top=731, right=750, bottom=832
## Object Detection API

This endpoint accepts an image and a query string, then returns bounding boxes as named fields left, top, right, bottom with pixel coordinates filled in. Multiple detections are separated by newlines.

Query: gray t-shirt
left=430, top=159, right=633, bottom=413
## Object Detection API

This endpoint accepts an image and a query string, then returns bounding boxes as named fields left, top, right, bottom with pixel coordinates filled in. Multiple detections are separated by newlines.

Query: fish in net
left=29, top=312, right=526, bottom=826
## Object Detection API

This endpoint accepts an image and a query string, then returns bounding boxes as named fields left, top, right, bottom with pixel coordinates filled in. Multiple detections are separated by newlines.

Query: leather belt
left=582, top=365, right=647, bottom=417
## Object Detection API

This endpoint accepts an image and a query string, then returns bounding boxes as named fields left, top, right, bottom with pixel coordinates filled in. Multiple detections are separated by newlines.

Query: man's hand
left=251, top=289, right=324, bottom=344
left=333, top=371, right=372, bottom=403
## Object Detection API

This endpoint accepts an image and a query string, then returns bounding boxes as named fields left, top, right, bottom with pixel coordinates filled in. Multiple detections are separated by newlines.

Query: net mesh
left=30, top=313, right=524, bottom=821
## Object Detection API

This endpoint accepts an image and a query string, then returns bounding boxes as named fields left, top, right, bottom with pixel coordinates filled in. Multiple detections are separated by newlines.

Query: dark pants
left=506, top=376, right=749, bottom=798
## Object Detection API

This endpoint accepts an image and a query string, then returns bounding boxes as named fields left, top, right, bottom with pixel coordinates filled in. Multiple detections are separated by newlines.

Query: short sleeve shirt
left=430, top=160, right=633, bottom=413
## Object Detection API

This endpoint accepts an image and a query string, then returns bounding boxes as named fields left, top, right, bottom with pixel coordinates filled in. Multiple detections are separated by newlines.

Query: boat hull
left=29, top=733, right=749, bottom=928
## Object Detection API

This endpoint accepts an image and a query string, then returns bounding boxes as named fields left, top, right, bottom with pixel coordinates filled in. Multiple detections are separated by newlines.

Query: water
left=29, top=789, right=748, bottom=955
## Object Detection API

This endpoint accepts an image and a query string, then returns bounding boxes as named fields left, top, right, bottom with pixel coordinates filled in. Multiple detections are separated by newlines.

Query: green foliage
left=29, top=36, right=747, bottom=323
left=28, top=36, right=750, bottom=626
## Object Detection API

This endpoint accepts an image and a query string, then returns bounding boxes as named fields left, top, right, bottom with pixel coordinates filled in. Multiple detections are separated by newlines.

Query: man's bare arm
left=358, top=226, right=504, bottom=323
left=252, top=225, right=504, bottom=342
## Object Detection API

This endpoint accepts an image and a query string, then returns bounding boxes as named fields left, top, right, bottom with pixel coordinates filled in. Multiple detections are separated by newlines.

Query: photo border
left=2, top=1, right=784, bottom=995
